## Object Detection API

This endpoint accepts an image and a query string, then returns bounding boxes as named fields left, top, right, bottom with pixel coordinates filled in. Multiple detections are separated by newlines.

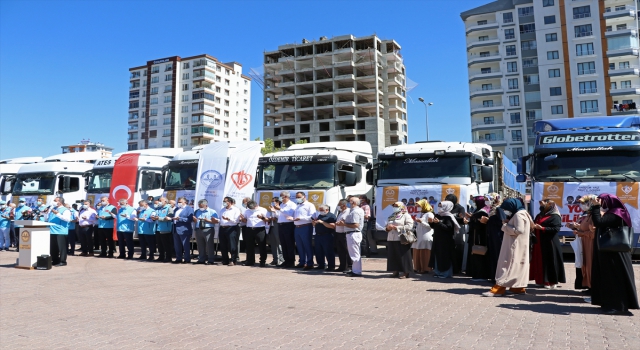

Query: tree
left=255, top=137, right=307, bottom=155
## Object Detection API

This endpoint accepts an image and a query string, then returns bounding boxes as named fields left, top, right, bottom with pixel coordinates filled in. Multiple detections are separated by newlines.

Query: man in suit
left=172, top=197, right=194, bottom=264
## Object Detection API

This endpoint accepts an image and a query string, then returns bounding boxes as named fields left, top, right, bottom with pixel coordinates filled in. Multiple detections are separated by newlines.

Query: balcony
left=474, top=135, right=506, bottom=144
left=335, top=114, right=356, bottom=121
left=579, top=88, right=598, bottom=95
left=572, top=12, right=591, bottom=20
left=574, top=31, right=593, bottom=38
left=465, top=21, right=499, bottom=34
left=469, top=86, right=504, bottom=98
left=467, top=52, right=501, bottom=65
left=471, top=119, right=505, bottom=130
left=334, top=128, right=357, bottom=136
left=334, top=87, right=355, bottom=94
left=467, top=37, right=500, bottom=50
left=610, top=85, right=640, bottom=96
left=580, top=107, right=599, bottom=114
left=335, top=101, right=356, bottom=108
left=335, top=74, right=355, bottom=81
left=603, top=6, right=636, bottom=20
left=605, top=28, right=638, bottom=38
left=606, top=47, right=639, bottom=58
left=469, top=70, right=502, bottom=82
left=609, top=65, right=640, bottom=77
left=470, top=103, right=504, bottom=115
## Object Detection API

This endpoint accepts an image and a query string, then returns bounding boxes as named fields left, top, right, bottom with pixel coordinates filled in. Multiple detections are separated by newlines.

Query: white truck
left=162, top=147, right=203, bottom=204
left=255, top=141, right=373, bottom=210
left=0, top=157, right=44, bottom=203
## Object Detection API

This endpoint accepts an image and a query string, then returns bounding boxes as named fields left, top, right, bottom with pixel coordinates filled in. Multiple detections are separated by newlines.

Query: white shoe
left=481, top=291, right=503, bottom=297
left=544, top=285, right=551, bottom=289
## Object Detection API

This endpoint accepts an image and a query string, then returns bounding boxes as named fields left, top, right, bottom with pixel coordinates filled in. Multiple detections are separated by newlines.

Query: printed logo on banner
left=617, top=183, right=639, bottom=209
left=200, top=170, right=224, bottom=188
left=441, top=185, right=460, bottom=202
left=308, top=191, right=324, bottom=207
left=542, top=182, right=565, bottom=207
left=231, top=170, right=253, bottom=190
left=382, top=186, right=399, bottom=208
left=165, top=191, right=177, bottom=201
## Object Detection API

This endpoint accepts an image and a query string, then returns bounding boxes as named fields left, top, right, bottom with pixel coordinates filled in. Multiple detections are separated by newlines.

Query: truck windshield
left=257, top=163, right=335, bottom=189
left=87, top=169, right=113, bottom=193
left=533, top=150, right=640, bottom=181
left=378, top=156, right=471, bottom=180
left=13, top=172, right=56, bottom=195
left=165, top=164, right=198, bottom=190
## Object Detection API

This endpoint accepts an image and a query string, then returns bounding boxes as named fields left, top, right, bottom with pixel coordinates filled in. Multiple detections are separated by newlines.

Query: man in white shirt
left=335, top=199, right=352, bottom=272
left=290, top=192, right=316, bottom=270
left=77, top=199, right=98, bottom=256
left=275, top=191, right=297, bottom=268
left=241, top=200, right=269, bottom=267
left=219, top=196, right=241, bottom=266
left=267, top=196, right=284, bottom=266
left=338, top=196, right=364, bottom=277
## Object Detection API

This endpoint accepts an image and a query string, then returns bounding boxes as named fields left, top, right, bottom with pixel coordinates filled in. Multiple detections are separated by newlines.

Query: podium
left=14, top=220, right=53, bottom=270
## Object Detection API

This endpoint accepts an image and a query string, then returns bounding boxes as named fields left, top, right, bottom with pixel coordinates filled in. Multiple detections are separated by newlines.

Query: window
left=164, top=85, right=172, bottom=93
left=128, top=101, right=139, bottom=109
left=165, top=64, right=172, bottom=72
left=551, top=105, right=563, bottom=114
left=573, top=5, right=591, bottom=19
left=477, top=20, right=488, bottom=25
left=526, top=109, right=542, bottom=120
left=481, top=83, right=492, bottom=91
left=524, top=74, right=539, bottom=85
left=577, top=61, right=596, bottom=75
left=150, top=119, right=158, bottom=126
left=579, top=81, right=597, bottom=94
left=522, top=58, right=537, bottom=68
left=550, top=87, right=562, bottom=96
left=180, top=139, right=187, bottom=147
left=243, top=128, right=247, bottom=134
left=617, top=24, right=627, bottom=30
left=162, top=140, right=171, bottom=148
left=525, top=91, right=541, bottom=102
left=621, top=80, right=632, bottom=88
left=224, top=132, right=229, bottom=138
left=482, top=100, right=494, bottom=107
left=518, top=6, right=533, bottom=17
left=506, top=45, right=516, bottom=56
left=224, top=111, right=229, bottom=117
left=225, top=79, right=230, bottom=86
left=180, top=128, right=187, bottom=136
left=545, top=33, right=557, bottom=42
left=544, top=16, right=555, bottom=24
left=224, top=100, right=229, bottom=106
left=508, top=78, right=519, bottom=89
left=521, top=40, right=536, bottom=50
left=150, top=97, right=158, bottom=105
left=510, top=112, right=521, bottom=124
left=183, top=62, right=190, bottom=69
left=165, top=74, right=172, bottom=81
left=224, top=89, right=230, bottom=96
left=543, top=0, right=554, bottom=6
left=151, top=76, right=159, bottom=83
left=512, top=130, right=522, bottom=141
left=519, top=23, right=535, bottom=34
left=244, top=89, right=248, bottom=95
left=181, top=106, right=188, bottom=113
left=151, top=66, right=159, bottom=73
left=505, top=28, right=515, bottom=39
left=503, top=12, right=513, bottom=23
left=164, top=96, right=172, bottom=103
left=611, top=82, right=617, bottom=90
left=215, top=87, right=221, bottom=93
left=620, top=61, right=630, bottom=69
left=163, top=107, right=171, bottom=115
left=127, top=144, right=138, bottom=151
left=547, top=51, right=559, bottom=60
left=512, top=147, right=523, bottom=159
left=182, top=95, right=188, bottom=102
left=182, top=73, right=190, bottom=80
left=509, top=95, right=520, bottom=106
left=580, top=100, right=598, bottom=113
left=507, top=61, right=518, bottom=73
left=243, top=118, right=248, bottom=124
left=576, top=43, right=594, bottom=56
left=481, top=68, right=491, bottom=74
left=182, top=84, right=189, bottom=91
left=575, top=24, right=592, bottom=38
left=548, top=69, right=561, bottom=78
left=181, top=116, right=188, bottom=124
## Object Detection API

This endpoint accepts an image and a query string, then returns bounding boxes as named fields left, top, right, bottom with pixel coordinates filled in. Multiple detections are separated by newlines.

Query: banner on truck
left=533, top=182, right=640, bottom=232
left=163, top=190, right=196, bottom=207
left=257, top=190, right=326, bottom=209
left=375, top=185, right=468, bottom=230
left=223, top=143, right=262, bottom=208
left=194, top=143, right=229, bottom=215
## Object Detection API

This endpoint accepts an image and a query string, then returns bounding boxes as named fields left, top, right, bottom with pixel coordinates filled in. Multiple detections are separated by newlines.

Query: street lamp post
left=418, top=97, right=434, bottom=141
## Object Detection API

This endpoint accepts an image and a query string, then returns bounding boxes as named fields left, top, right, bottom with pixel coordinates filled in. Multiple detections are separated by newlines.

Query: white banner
left=532, top=182, right=639, bottom=233
left=224, top=143, right=262, bottom=207
left=195, top=143, right=229, bottom=215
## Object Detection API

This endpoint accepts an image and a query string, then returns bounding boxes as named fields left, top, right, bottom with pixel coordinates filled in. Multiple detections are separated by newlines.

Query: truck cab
left=255, top=141, right=372, bottom=210
left=12, top=161, right=94, bottom=207
left=0, top=157, right=44, bottom=203
left=162, top=147, right=203, bottom=204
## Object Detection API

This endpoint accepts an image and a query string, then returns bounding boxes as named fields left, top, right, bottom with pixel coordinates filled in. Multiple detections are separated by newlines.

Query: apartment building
left=61, top=140, right=113, bottom=158
left=128, top=54, right=251, bottom=151
left=262, top=34, right=408, bottom=155
left=461, top=0, right=640, bottom=159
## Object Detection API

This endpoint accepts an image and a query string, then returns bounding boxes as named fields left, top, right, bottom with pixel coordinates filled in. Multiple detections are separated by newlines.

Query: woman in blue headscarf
left=483, top=198, right=534, bottom=297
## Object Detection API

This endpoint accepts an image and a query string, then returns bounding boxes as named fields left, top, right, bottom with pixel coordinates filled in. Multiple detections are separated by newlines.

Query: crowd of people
left=0, top=191, right=637, bottom=315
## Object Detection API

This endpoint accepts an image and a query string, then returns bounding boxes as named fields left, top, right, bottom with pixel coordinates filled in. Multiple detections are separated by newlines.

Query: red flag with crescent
left=108, top=153, right=139, bottom=240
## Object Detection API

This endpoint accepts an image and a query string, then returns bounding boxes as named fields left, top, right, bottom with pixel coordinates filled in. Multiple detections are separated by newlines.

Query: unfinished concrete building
left=263, top=34, right=408, bottom=155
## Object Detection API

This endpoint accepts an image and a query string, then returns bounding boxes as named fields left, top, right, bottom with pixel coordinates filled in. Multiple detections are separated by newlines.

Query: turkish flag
left=108, top=153, right=139, bottom=240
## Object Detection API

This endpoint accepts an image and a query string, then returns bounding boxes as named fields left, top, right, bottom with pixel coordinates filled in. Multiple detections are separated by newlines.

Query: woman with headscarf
left=590, top=194, right=638, bottom=315
left=485, top=193, right=506, bottom=283
left=430, top=201, right=460, bottom=278
left=483, top=198, right=534, bottom=296
left=530, top=199, right=565, bottom=288
left=385, top=202, right=414, bottom=279
left=466, top=195, right=492, bottom=281
left=567, top=194, right=596, bottom=292
left=412, top=199, right=434, bottom=274
left=444, top=194, right=466, bottom=273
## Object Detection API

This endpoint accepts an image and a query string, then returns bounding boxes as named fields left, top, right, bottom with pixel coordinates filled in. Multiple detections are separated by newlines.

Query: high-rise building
left=262, top=34, right=408, bottom=155
left=128, top=55, right=251, bottom=151
left=461, top=0, right=640, bottom=159
left=61, top=140, right=113, bottom=158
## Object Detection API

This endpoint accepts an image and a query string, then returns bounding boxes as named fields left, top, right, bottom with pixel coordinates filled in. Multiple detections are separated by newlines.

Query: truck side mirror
left=338, top=170, right=357, bottom=187
left=517, top=155, right=530, bottom=174
left=516, top=174, right=527, bottom=183
left=366, top=169, right=373, bottom=185
left=481, top=166, right=493, bottom=183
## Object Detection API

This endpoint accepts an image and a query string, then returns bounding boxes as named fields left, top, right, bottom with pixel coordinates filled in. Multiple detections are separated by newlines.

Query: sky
left=0, top=0, right=490, bottom=159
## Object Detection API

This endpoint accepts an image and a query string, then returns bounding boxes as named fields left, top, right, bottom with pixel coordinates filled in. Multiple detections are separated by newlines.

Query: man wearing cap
left=96, top=196, right=117, bottom=258
left=0, top=201, right=12, bottom=251
left=46, top=197, right=72, bottom=266
left=13, top=198, right=33, bottom=251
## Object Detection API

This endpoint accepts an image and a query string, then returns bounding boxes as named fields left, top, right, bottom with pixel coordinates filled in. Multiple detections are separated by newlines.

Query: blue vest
left=117, top=206, right=135, bottom=232
left=155, top=205, right=173, bottom=233
left=48, top=206, right=69, bottom=235
left=137, top=207, right=156, bottom=234
left=37, top=204, right=48, bottom=222
left=14, top=205, right=32, bottom=228
left=68, top=209, right=78, bottom=229
left=97, top=204, right=116, bottom=229
left=0, top=207, right=11, bottom=229
left=195, top=207, right=218, bottom=228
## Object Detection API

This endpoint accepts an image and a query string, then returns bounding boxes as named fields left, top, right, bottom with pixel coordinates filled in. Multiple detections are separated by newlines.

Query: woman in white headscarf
left=430, top=201, right=460, bottom=278
left=385, top=202, right=414, bottom=279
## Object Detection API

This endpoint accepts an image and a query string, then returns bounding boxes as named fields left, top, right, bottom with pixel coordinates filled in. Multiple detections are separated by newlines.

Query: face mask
left=392, top=207, right=401, bottom=213
left=52, top=202, right=58, bottom=207
left=295, top=198, right=303, bottom=204
left=318, top=211, right=326, bottom=215
left=18, top=203, right=24, bottom=207
left=81, top=205, right=88, bottom=210
left=580, top=204, right=589, bottom=211
left=503, top=210, right=512, bottom=217
left=248, top=204, right=256, bottom=210
left=242, top=203, right=247, bottom=208
left=37, top=201, right=42, bottom=205
left=179, top=203, right=186, bottom=208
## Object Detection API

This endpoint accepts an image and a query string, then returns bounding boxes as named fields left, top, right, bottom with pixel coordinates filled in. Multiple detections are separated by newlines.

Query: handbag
left=399, top=215, right=416, bottom=245
left=598, top=225, right=633, bottom=253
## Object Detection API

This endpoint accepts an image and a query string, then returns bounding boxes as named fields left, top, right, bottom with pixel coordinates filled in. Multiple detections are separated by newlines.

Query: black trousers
left=139, top=234, right=156, bottom=260
left=156, top=232, right=172, bottom=262
left=335, top=232, right=352, bottom=270
left=219, top=226, right=238, bottom=264
left=97, top=227, right=115, bottom=256
left=77, top=225, right=94, bottom=255
left=244, top=227, right=267, bottom=265
left=279, top=222, right=295, bottom=266
left=117, top=231, right=134, bottom=258
left=50, top=234, right=68, bottom=265
left=13, top=227, right=20, bottom=251
left=93, top=228, right=100, bottom=250
left=68, top=228, right=77, bottom=255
